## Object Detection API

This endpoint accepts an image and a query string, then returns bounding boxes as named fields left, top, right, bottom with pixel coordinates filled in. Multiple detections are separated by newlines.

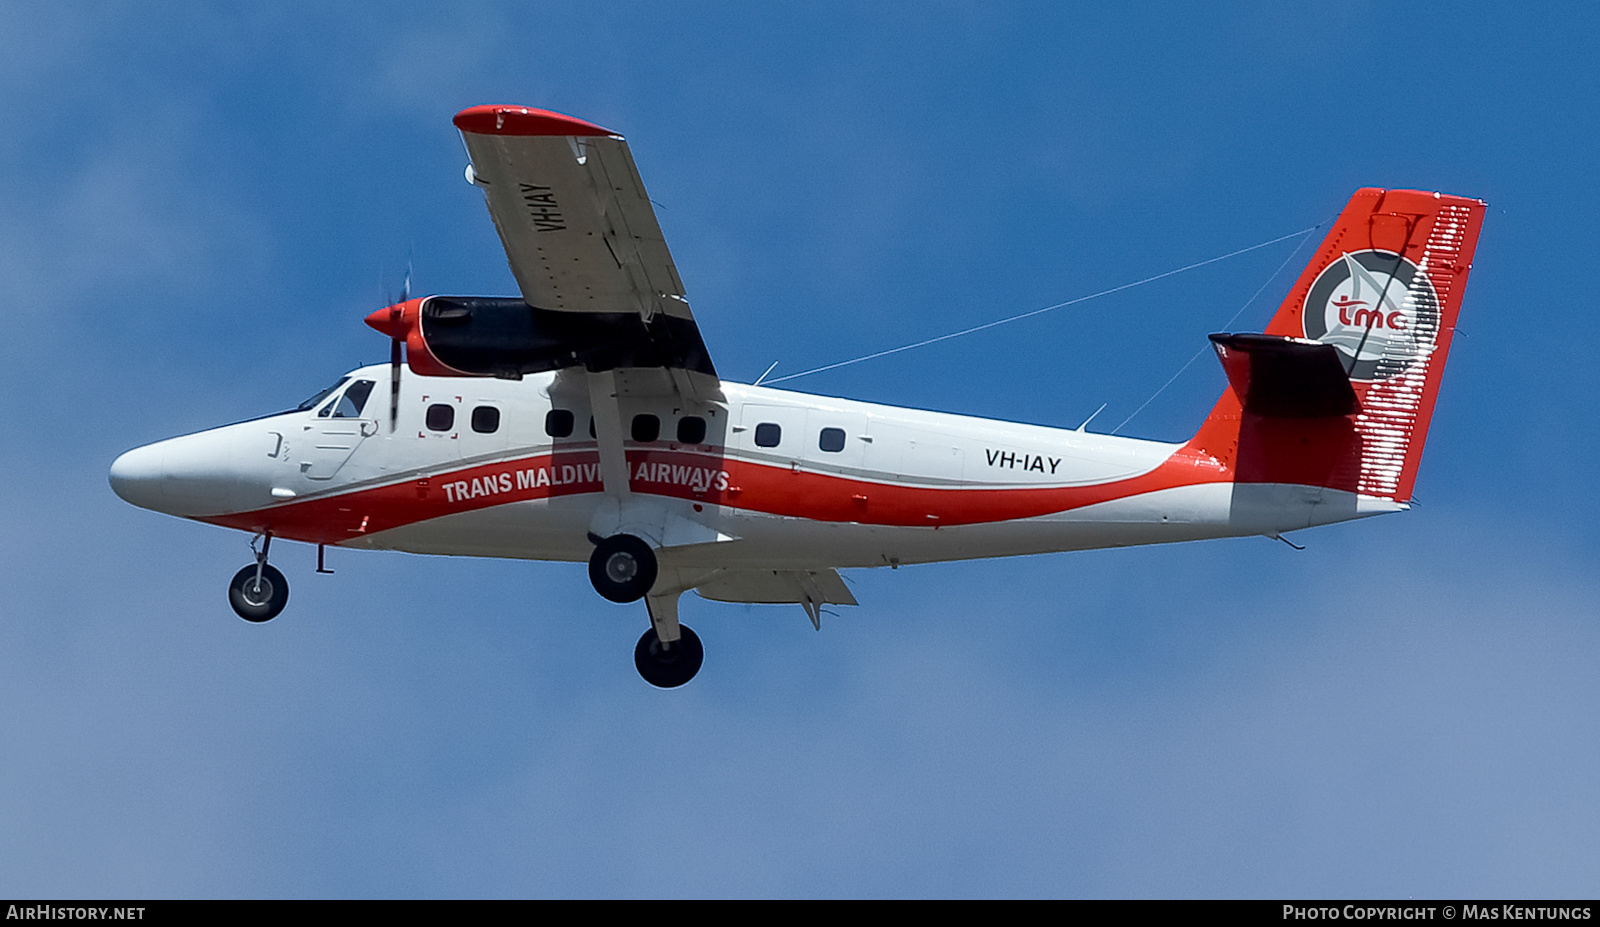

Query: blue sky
left=3, top=2, right=1599, bottom=898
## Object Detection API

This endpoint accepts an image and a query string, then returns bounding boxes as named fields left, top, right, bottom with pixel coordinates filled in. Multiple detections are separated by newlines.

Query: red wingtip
left=453, top=105, right=617, bottom=138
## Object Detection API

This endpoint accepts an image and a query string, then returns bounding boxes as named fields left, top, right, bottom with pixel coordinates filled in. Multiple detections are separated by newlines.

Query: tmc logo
left=1303, top=250, right=1439, bottom=381
left=1329, top=294, right=1406, bottom=330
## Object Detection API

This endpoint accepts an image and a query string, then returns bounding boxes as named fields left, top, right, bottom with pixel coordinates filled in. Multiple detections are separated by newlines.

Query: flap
left=695, top=569, right=859, bottom=606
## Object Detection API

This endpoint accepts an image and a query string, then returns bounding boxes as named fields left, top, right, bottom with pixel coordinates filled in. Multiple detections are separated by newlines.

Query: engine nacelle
left=365, top=296, right=716, bottom=380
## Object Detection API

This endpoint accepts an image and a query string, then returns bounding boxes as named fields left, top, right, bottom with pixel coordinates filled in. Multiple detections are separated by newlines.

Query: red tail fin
left=1190, top=188, right=1486, bottom=502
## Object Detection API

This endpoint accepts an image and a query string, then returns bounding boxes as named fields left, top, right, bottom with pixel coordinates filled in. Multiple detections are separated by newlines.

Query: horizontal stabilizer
left=1209, top=333, right=1360, bottom=418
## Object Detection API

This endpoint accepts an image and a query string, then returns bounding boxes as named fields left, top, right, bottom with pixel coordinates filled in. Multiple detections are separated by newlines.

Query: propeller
left=389, top=261, right=411, bottom=432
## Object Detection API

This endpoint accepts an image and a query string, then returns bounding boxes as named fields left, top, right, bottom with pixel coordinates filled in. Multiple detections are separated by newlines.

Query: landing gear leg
left=229, top=533, right=288, bottom=623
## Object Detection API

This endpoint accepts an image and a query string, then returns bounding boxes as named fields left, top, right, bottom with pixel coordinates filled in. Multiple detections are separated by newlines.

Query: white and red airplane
left=109, top=104, right=1486, bottom=687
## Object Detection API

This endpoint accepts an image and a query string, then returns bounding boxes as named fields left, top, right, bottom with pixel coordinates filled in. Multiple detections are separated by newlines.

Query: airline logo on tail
left=1302, top=250, right=1440, bottom=381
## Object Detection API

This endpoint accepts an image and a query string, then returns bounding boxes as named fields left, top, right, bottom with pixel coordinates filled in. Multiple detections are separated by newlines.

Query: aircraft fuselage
left=110, top=365, right=1397, bottom=574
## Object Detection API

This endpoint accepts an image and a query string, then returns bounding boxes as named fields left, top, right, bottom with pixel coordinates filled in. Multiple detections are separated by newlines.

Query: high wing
left=454, top=105, right=720, bottom=410
left=453, top=105, right=725, bottom=519
left=454, top=105, right=692, bottom=323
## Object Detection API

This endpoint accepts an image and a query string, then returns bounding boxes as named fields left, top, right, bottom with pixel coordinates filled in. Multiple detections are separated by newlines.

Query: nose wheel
left=229, top=533, right=288, bottom=622
left=229, top=564, right=288, bottom=622
left=634, top=624, right=703, bottom=688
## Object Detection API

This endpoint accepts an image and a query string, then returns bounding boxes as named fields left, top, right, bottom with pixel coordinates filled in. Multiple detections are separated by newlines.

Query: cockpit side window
left=333, top=380, right=376, bottom=418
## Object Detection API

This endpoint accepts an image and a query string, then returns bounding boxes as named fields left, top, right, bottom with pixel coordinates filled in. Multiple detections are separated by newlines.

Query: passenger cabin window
left=677, top=416, right=707, bottom=444
left=818, top=427, right=846, bottom=453
left=754, top=422, right=782, bottom=448
left=426, top=404, right=454, bottom=432
left=631, top=414, right=660, bottom=442
left=545, top=409, right=574, bottom=438
left=471, top=406, right=500, bottom=434
left=324, top=380, right=375, bottom=418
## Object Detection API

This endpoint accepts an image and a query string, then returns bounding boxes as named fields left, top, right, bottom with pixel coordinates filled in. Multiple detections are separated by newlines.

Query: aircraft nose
left=109, top=428, right=253, bottom=516
left=109, top=443, right=166, bottom=511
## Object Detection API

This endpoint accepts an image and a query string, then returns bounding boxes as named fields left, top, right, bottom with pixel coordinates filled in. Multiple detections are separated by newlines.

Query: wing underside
left=455, top=105, right=690, bottom=323
left=453, top=106, right=719, bottom=408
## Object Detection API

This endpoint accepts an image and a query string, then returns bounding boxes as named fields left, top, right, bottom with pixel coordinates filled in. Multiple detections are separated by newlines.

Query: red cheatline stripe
left=198, top=445, right=1233, bottom=545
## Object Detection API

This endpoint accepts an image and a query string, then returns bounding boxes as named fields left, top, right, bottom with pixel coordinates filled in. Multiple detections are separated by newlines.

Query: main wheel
left=588, top=534, right=657, bottom=603
left=634, top=625, right=704, bottom=688
left=229, top=564, right=288, bottom=622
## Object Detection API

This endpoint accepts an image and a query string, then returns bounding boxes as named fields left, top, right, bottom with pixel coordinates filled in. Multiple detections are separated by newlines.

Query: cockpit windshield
left=295, top=377, right=350, bottom=413
left=319, top=379, right=376, bottom=418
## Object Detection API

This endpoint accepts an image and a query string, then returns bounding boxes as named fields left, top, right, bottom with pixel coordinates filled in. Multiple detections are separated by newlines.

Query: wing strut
left=586, top=370, right=631, bottom=497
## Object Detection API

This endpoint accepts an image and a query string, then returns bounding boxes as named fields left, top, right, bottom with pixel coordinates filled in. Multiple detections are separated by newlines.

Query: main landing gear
left=588, top=534, right=657, bottom=603
left=229, top=533, right=288, bottom=622
left=635, top=625, right=703, bottom=689
left=590, top=533, right=703, bottom=687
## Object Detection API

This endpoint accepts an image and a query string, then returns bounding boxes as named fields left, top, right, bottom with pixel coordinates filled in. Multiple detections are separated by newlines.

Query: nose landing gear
left=229, top=533, right=288, bottom=622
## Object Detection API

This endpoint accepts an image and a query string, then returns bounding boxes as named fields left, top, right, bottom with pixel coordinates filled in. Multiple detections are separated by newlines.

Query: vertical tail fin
left=1190, top=188, right=1486, bottom=502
